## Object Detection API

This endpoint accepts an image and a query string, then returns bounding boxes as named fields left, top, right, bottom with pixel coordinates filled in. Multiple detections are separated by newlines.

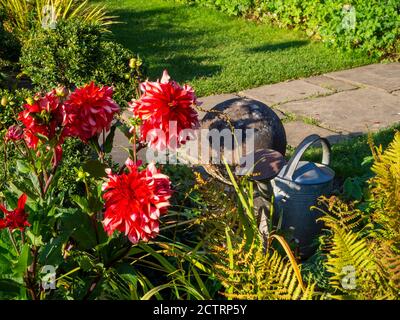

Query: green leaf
left=0, top=279, right=22, bottom=299
left=38, top=235, right=68, bottom=266
left=79, top=255, right=94, bottom=272
left=10, top=180, right=39, bottom=201
left=343, top=178, right=363, bottom=201
left=13, top=244, right=30, bottom=279
left=61, top=211, right=98, bottom=250
left=25, top=230, right=44, bottom=247
left=71, top=195, right=90, bottom=213
left=83, top=160, right=107, bottom=178
left=103, top=124, right=117, bottom=153
left=16, top=160, right=31, bottom=174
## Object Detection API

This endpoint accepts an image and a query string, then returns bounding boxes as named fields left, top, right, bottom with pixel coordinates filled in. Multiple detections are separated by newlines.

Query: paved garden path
left=112, top=63, right=400, bottom=163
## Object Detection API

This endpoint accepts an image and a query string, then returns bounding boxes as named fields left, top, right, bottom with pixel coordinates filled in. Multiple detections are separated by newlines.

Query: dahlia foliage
left=2, top=71, right=199, bottom=247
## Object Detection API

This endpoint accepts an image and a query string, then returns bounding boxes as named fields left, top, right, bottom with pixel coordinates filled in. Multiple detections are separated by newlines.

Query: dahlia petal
left=17, top=194, right=28, bottom=210
left=160, top=70, right=171, bottom=84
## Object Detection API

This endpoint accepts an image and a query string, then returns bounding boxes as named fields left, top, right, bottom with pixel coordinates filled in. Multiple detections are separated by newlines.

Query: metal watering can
left=271, top=134, right=335, bottom=259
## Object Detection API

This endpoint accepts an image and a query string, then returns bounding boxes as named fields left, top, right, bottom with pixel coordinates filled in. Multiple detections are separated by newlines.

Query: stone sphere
left=201, top=98, right=287, bottom=156
left=199, top=98, right=287, bottom=184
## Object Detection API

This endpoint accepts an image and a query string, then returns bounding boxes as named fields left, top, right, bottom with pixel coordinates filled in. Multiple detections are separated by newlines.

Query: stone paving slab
left=325, top=63, right=400, bottom=93
left=283, top=121, right=347, bottom=147
left=276, top=88, right=400, bottom=134
left=304, top=75, right=358, bottom=92
left=110, top=128, right=130, bottom=165
left=239, top=79, right=332, bottom=106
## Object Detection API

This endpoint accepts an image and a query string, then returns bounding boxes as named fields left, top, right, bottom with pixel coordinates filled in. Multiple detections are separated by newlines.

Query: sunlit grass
left=94, top=0, right=374, bottom=97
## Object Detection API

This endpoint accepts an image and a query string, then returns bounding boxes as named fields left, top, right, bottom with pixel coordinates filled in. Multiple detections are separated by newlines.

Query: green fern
left=370, top=131, right=400, bottom=242
left=214, top=232, right=315, bottom=300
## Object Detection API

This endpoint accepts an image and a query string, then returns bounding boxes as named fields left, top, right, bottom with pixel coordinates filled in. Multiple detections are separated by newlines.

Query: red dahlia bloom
left=102, top=160, right=172, bottom=244
left=63, top=82, right=120, bottom=142
left=0, top=194, right=30, bottom=231
left=5, top=125, right=23, bottom=142
left=18, top=90, right=65, bottom=149
left=129, top=70, right=199, bottom=150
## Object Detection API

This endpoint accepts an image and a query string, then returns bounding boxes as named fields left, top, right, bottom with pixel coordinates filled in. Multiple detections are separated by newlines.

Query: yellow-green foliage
left=370, top=131, right=400, bottom=242
left=315, top=133, right=400, bottom=299
left=213, top=232, right=315, bottom=300
left=0, top=0, right=115, bottom=36
left=318, top=202, right=391, bottom=299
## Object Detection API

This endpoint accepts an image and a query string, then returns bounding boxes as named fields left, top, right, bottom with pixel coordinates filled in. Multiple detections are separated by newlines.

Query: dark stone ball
left=201, top=98, right=287, bottom=156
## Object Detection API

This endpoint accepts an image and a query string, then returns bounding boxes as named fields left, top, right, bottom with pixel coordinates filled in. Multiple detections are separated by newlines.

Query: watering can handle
left=281, top=134, right=331, bottom=180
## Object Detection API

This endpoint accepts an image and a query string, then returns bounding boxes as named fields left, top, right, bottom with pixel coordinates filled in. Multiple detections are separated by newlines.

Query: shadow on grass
left=247, top=40, right=309, bottom=53
left=107, top=7, right=222, bottom=82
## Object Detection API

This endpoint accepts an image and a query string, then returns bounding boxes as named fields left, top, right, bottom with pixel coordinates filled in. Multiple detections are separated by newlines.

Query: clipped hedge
left=179, top=0, right=400, bottom=59
left=20, top=20, right=146, bottom=107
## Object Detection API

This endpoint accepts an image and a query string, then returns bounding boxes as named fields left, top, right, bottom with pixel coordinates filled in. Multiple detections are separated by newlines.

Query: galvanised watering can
left=271, top=134, right=334, bottom=259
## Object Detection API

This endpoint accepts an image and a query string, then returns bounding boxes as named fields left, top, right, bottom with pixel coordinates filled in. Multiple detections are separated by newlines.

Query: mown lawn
left=97, top=0, right=374, bottom=97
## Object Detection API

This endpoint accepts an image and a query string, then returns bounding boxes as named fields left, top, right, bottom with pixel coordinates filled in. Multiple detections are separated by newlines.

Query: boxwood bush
left=179, top=0, right=400, bottom=60
left=20, top=20, right=146, bottom=107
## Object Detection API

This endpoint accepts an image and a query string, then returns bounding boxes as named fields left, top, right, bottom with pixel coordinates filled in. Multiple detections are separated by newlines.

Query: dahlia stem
left=132, top=125, right=137, bottom=164
left=8, top=229, right=19, bottom=255
left=3, top=143, right=7, bottom=182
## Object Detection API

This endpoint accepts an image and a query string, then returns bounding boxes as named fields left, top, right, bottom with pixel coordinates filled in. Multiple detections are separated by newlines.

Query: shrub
left=20, top=20, right=146, bottom=107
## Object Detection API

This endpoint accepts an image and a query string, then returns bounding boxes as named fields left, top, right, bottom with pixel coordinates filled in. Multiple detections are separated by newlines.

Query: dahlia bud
left=129, top=58, right=136, bottom=69
left=55, top=86, right=69, bottom=98
left=5, top=125, right=23, bottom=142
left=1, top=96, right=7, bottom=107
left=124, top=73, right=131, bottom=80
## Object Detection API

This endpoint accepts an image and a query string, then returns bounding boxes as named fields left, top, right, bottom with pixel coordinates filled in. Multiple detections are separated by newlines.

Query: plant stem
left=26, top=246, right=39, bottom=300
left=7, top=229, right=19, bottom=255
left=132, top=125, right=137, bottom=163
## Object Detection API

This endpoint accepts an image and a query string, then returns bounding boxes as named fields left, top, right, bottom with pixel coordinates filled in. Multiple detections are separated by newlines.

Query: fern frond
left=214, top=234, right=315, bottom=300
left=370, top=131, right=400, bottom=242
left=316, top=196, right=367, bottom=232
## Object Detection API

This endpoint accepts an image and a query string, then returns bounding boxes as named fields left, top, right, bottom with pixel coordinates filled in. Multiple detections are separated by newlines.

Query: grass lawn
left=97, top=0, right=375, bottom=97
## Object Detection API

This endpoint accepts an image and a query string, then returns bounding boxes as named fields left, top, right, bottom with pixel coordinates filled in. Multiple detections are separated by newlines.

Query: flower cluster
left=102, top=160, right=172, bottom=244
left=17, top=90, right=64, bottom=149
left=6, top=82, right=120, bottom=164
left=129, top=70, right=199, bottom=150
left=0, top=194, right=30, bottom=231
left=3, top=72, right=198, bottom=245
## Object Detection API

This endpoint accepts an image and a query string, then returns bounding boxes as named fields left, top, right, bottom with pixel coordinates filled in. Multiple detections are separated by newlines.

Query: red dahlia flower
left=63, top=82, right=120, bottom=142
left=102, top=160, right=172, bottom=244
left=129, top=70, right=199, bottom=150
left=0, top=194, right=30, bottom=231
left=18, top=90, right=65, bottom=149
left=5, top=125, right=23, bottom=142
